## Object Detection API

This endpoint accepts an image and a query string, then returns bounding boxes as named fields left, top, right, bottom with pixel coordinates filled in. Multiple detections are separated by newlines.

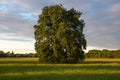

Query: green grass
left=0, top=58, right=120, bottom=80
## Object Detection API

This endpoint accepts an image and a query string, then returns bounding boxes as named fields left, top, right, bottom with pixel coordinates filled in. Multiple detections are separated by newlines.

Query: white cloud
left=47, top=0, right=92, bottom=11
left=109, top=3, right=120, bottom=13
left=0, top=6, right=7, bottom=16
left=0, top=39, right=35, bottom=53
left=107, top=2, right=120, bottom=19
left=85, top=46, right=106, bottom=52
left=0, top=0, right=120, bottom=53
left=0, top=33, right=33, bottom=41
left=0, top=24, right=8, bottom=30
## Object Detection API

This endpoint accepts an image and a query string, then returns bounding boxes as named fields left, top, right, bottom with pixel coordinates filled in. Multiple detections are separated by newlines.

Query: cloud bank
left=0, top=0, right=120, bottom=53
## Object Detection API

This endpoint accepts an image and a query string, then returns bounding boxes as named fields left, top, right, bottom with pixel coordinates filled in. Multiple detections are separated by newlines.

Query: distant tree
left=6, top=51, right=11, bottom=57
left=11, top=51, right=14, bottom=54
left=34, top=5, right=87, bottom=63
left=0, top=51, right=6, bottom=57
left=86, top=49, right=120, bottom=58
left=11, top=51, right=15, bottom=57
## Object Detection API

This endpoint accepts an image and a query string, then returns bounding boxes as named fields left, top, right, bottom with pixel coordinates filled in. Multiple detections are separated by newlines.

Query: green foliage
left=85, top=49, right=120, bottom=58
left=34, top=5, right=86, bottom=63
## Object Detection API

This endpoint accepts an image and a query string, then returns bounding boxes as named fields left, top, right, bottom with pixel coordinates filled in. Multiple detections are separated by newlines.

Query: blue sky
left=0, top=0, right=120, bottom=53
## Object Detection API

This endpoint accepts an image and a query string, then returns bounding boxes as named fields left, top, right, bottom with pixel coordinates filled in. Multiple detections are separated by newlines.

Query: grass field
left=0, top=58, right=120, bottom=80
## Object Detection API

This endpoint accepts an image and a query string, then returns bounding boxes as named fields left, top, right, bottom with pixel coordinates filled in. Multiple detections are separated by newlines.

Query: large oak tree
left=34, top=5, right=87, bottom=63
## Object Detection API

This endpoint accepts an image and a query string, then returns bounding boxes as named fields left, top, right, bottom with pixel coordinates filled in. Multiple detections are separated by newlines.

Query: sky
left=0, top=0, right=120, bottom=53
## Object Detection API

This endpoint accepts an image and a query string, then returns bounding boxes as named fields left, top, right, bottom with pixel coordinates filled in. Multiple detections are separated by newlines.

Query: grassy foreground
left=0, top=58, right=120, bottom=80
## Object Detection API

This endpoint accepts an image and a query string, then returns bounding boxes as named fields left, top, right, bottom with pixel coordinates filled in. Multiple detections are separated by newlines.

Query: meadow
left=0, top=58, right=120, bottom=80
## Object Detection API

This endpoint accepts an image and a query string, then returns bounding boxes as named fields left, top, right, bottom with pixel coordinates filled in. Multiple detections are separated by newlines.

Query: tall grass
left=0, top=58, right=120, bottom=80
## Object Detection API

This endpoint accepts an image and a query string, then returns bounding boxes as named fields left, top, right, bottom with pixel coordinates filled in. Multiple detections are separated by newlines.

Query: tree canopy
left=34, top=5, right=87, bottom=63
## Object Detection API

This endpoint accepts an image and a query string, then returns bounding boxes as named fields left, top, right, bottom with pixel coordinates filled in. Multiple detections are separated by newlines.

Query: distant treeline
left=0, top=51, right=38, bottom=58
left=0, top=49, right=120, bottom=58
left=85, top=49, right=120, bottom=58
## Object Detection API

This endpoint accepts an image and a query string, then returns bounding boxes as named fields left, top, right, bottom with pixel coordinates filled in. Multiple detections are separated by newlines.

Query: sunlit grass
left=1, top=69, right=120, bottom=76
left=0, top=58, right=120, bottom=80
left=0, top=58, right=38, bottom=61
left=0, top=62, right=120, bottom=67
left=85, top=58, right=120, bottom=62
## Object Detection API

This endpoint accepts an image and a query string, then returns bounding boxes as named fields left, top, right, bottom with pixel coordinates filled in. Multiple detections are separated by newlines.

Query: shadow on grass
left=0, top=64, right=120, bottom=74
left=0, top=59, right=120, bottom=64
left=0, top=73, right=120, bottom=80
